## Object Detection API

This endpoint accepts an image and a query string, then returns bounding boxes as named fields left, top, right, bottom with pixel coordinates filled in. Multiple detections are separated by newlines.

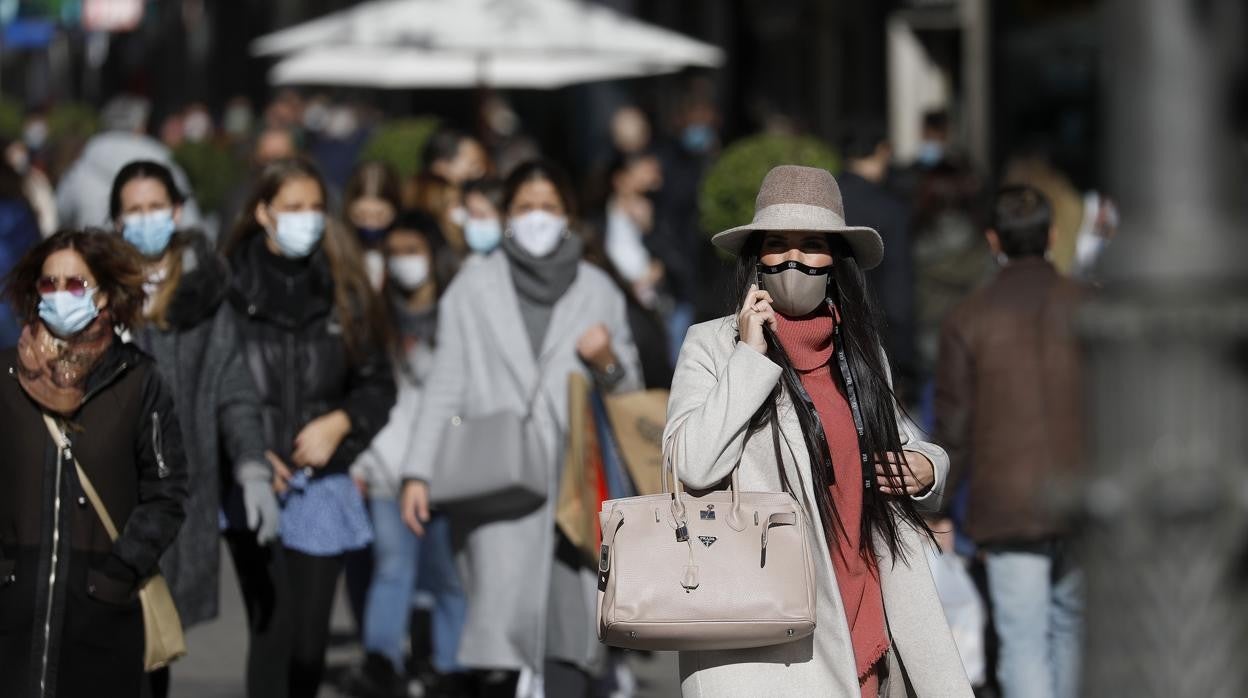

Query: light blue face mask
left=270, top=210, right=326, bottom=258
left=122, top=209, right=176, bottom=257
left=39, top=288, right=100, bottom=337
left=464, top=218, right=502, bottom=254
left=681, top=124, right=715, bottom=154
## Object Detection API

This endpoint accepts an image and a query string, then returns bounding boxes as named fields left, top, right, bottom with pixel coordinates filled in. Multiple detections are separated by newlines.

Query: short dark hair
left=839, top=120, right=888, bottom=161
left=4, top=229, right=147, bottom=329
left=991, top=185, right=1052, bottom=258
left=462, top=177, right=504, bottom=214
left=421, top=128, right=467, bottom=169
left=109, top=160, right=185, bottom=220
left=390, top=209, right=445, bottom=247
left=922, top=110, right=949, bottom=133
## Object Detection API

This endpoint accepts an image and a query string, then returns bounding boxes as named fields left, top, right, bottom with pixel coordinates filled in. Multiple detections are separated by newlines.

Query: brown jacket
left=935, top=258, right=1085, bottom=543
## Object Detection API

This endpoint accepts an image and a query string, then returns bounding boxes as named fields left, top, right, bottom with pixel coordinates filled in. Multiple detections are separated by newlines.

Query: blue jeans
left=362, top=498, right=466, bottom=673
left=984, top=540, right=1083, bottom=698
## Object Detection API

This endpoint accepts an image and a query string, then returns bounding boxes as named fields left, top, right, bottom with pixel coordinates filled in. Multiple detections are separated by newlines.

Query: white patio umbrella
left=252, top=0, right=724, bottom=69
left=269, top=45, right=677, bottom=89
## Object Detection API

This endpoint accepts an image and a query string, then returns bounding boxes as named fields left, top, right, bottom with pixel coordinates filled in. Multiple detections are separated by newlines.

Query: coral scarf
left=774, top=310, right=888, bottom=695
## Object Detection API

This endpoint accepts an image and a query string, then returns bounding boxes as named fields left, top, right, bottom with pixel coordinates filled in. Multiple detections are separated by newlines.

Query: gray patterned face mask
left=758, top=261, right=831, bottom=317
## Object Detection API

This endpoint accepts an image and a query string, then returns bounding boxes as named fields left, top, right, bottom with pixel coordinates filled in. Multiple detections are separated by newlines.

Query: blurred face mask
left=387, top=254, right=430, bottom=291
left=269, top=210, right=325, bottom=258
left=758, top=261, right=831, bottom=317
left=464, top=218, right=502, bottom=254
left=681, top=123, right=715, bottom=154
left=122, top=209, right=177, bottom=257
left=39, top=288, right=99, bottom=337
left=508, top=210, right=566, bottom=258
left=915, top=139, right=944, bottom=167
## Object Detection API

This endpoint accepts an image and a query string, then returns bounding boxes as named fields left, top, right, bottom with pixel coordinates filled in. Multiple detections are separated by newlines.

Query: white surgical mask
left=387, top=254, right=430, bottom=290
left=508, top=210, right=567, bottom=258
left=363, top=249, right=386, bottom=291
left=448, top=206, right=469, bottom=228
left=270, top=210, right=325, bottom=258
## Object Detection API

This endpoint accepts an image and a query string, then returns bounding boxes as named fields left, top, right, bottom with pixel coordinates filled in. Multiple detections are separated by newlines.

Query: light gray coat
left=352, top=338, right=435, bottom=499
left=664, top=318, right=973, bottom=698
left=401, top=251, right=641, bottom=672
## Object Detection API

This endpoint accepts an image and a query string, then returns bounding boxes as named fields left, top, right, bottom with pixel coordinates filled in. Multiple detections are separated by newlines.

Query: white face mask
left=387, top=254, right=431, bottom=291
left=269, top=210, right=325, bottom=258
left=448, top=206, right=470, bottom=228
left=508, top=210, right=567, bottom=258
left=363, top=249, right=386, bottom=291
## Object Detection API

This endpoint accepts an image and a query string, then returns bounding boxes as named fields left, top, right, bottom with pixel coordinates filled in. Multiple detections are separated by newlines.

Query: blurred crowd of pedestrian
left=0, top=87, right=1117, bottom=698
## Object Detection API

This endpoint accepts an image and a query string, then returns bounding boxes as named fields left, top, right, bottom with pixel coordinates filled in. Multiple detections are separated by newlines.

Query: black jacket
left=227, top=234, right=396, bottom=477
left=838, top=171, right=919, bottom=400
left=0, top=340, right=188, bottom=697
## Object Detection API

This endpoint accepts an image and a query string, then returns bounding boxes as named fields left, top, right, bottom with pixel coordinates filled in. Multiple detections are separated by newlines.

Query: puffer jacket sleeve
left=212, top=307, right=269, bottom=479
left=663, top=322, right=783, bottom=490
left=113, top=367, right=189, bottom=580
left=334, top=334, right=398, bottom=469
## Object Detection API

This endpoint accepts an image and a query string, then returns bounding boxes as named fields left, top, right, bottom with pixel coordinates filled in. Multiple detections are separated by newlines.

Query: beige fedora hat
left=711, top=165, right=884, bottom=270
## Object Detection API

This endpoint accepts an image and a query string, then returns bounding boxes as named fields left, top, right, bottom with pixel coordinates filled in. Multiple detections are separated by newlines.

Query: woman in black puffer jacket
left=220, top=157, right=395, bottom=698
left=0, top=229, right=188, bottom=697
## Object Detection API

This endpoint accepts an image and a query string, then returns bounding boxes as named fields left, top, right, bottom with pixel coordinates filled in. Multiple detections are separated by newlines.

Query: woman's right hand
left=737, top=284, right=777, bottom=355
left=401, top=480, right=431, bottom=537
left=267, top=450, right=292, bottom=495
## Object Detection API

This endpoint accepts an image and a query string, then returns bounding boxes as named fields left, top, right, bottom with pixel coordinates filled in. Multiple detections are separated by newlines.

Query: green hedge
left=699, top=134, right=840, bottom=239
left=173, top=141, right=243, bottom=213
left=0, top=99, right=22, bottom=141
left=358, top=117, right=441, bottom=179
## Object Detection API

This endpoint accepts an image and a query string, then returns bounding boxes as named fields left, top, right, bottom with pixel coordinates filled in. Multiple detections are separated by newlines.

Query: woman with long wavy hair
left=220, top=158, right=395, bottom=698
left=663, top=166, right=972, bottom=697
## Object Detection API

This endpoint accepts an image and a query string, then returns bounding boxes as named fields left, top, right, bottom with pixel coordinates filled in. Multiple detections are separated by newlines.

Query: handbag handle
left=43, top=414, right=121, bottom=542
left=663, top=422, right=745, bottom=531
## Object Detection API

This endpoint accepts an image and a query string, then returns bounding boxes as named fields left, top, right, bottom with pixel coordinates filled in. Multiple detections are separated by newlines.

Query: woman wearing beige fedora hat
left=663, top=165, right=973, bottom=697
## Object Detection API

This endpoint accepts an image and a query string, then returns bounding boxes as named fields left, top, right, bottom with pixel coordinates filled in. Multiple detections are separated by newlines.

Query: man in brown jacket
left=935, top=185, right=1086, bottom=698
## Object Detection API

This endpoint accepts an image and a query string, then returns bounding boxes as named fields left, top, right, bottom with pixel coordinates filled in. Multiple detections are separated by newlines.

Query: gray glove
left=238, top=461, right=281, bottom=545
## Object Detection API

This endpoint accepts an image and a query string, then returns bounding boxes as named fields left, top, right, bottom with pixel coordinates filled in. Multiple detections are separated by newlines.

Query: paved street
left=170, top=549, right=362, bottom=698
left=166, top=548, right=681, bottom=697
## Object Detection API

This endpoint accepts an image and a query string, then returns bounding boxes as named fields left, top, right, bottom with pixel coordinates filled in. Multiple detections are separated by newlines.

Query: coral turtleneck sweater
left=774, top=309, right=889, bottom=693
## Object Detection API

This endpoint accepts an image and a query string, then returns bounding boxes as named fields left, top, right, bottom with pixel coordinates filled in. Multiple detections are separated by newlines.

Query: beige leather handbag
left=596, top=424, right=817, bottom=651
left=44, top=415, right=187, bottom=671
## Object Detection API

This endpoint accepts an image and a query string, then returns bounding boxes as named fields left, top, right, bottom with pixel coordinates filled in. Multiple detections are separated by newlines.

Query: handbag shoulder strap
left=42, top=414, right=121, bottom=542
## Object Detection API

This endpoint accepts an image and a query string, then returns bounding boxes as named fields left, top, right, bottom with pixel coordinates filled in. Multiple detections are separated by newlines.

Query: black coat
left=837, top=172, right=919, bottom=399
left=0, top=340, right=188, bottom=697
left=226, top=234, right=395, bottom=478
left=131, top=231, right=267, bottom=628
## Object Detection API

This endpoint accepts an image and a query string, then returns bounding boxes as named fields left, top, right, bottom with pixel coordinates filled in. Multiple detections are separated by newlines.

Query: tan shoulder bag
left=596, top=420, right=817, bottom=651
left=43, top=414, right=187, bottom=671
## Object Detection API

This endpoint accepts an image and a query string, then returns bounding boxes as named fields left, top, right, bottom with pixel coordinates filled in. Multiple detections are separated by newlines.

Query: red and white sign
left=83, top=0, right=145, bottom=33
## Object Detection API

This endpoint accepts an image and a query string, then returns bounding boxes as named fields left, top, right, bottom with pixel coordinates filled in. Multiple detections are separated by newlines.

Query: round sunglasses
left=37, top=275, right=93, bottom=297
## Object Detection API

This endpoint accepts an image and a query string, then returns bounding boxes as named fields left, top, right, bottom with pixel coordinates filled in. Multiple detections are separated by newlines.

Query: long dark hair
left=734, top=232, right=932, bottom=561
left=108, top=160, right=186, bottom=221
left=221, top=158, right=389, bottom=360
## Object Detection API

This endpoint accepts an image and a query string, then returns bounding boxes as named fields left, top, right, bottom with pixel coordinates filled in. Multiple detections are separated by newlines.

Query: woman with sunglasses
left=109, top=160, right=279, bottom=697
left=221, top=158, right=395, bottom=698
left=664, top=167, right=972, bottom=697
left=0, top=229, right=188, bottom=697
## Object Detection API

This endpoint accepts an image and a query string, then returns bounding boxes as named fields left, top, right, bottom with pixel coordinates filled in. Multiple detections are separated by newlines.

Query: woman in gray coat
left=400, top=160, right=641, bottom=696
left=664, top=166, right=972, bottom=697
left=109, top=161, right=279, bottom=697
